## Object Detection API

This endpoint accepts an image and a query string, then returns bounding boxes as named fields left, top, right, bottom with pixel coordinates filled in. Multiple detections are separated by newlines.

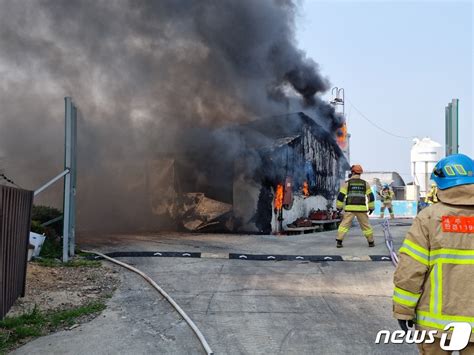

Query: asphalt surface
left=14, top=219, right=417, bottom=354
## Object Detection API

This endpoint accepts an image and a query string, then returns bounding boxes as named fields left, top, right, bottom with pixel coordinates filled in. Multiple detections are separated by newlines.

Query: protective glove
left=368, top=209, right=374, bottom=215
left=398, top=319, right=414, bottom=332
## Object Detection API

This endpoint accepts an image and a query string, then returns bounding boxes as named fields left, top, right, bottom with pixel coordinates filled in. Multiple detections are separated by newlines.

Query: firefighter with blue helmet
left=393, top=154, right=474, bottom=354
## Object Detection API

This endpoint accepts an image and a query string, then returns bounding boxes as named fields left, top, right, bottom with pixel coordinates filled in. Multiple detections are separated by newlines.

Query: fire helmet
left=431, top=154, right=474, bottom=190
left=351, top=165, right=363, bottom=174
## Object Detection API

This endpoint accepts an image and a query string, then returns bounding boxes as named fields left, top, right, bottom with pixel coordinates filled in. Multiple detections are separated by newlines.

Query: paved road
left=14, top=221, right=417, bottom=354
left=79, top=218, right=411, bottom=257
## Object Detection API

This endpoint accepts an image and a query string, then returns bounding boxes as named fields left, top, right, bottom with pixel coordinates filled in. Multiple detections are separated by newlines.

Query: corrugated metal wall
left=0, top=185, right=34, bottom=319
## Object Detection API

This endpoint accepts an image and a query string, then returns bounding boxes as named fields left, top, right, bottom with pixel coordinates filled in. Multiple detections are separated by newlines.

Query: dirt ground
left=7, top=261, right=120, bottom=318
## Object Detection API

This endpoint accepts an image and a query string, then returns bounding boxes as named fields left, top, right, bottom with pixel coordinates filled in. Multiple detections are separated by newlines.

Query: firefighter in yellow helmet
left=379, top=183, right=395, bottom=219
left=393, top=154, right=474, bottom=354
left=425, top=182, right=439, bottom=205
left=335, top=164, right=375, bottom=248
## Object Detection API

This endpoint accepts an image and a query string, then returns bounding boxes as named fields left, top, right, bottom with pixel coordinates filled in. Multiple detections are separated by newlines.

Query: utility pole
left=34, top=97, right=77, bottom=262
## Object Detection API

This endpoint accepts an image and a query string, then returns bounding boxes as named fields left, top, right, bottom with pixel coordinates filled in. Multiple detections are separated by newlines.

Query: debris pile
left=179, top=193, right=233, bottom=232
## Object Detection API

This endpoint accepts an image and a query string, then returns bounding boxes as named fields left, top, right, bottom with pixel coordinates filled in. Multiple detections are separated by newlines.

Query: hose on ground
left=381, top=219, right=399, bottom=267
left=82, top=250, right=214, bottom=355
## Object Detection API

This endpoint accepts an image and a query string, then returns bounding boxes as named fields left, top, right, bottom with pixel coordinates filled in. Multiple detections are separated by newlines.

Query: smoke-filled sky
left=0, top=0, right=345, bottom=230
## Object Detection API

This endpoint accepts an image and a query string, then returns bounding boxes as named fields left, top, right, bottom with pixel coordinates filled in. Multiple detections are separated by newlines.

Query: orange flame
left=336, top=123, right=347, bottom=145
left=302, top=181, right=309, bottom=197
left=274, top=184, right=284, bottom=210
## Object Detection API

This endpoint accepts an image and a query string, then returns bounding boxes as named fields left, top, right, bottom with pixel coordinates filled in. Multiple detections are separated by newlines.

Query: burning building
left=233, top=112, right=349, bottom=233
left=149, top=112, right=349, bottom=234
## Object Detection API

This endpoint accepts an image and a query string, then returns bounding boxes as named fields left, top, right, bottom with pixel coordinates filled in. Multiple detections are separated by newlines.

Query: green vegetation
left=31, top=204, right=63, bottom=260
left=37, top=237, right=62, bottom=259
left=30, top=220, right=45, bottom=235
left=31, top=205, right=62, bottom=235
left=0, top=302, right=106, bottom=353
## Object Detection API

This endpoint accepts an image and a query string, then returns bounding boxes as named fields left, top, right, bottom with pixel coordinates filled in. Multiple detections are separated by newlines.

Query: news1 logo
left=375, top=322, right=472, bottom=351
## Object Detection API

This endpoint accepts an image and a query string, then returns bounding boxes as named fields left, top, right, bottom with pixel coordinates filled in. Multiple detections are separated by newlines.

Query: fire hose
left=82, top=250, right=213, bottom=355
left=381, top=219, right=399, bottom=267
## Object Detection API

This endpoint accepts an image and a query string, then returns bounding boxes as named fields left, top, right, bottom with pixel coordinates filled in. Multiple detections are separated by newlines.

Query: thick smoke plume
left=0, top=0, right=343, bottom=231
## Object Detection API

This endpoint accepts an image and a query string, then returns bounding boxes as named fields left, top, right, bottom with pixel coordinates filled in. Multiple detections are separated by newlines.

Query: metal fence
left=0, top=185, right=34, bottom=319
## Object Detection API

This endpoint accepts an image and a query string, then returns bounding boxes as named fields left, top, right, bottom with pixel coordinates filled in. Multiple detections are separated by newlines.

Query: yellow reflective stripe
left=403, top=239, right=429, bottom=256
left=393, top=287, right=420, bottom=308
left=368, top=202, right=375, bottom=209
left=417, top=311, right=474, bottom=331
left=418, top=311, right=474, bottom=323
left=436, top=264, right=442, bottom=314
left=338, top=226, right=349, bottom=233
left=453, top=164, right=467, bottom=175
left=399, top=247, right=429, bottom=266
left=429, top=248, right=474, bottom=265
left=432, top=259, right=474, bottom=265
left=399, top=239, right=429, bottom=266
left=444, top=166, right=455, bottom=176
left=393, top=295, right=417, bottom=307
left=430, top=266, right=435, bottom=314
left=432, top=248, right=474, bottom=256
left=336, top=202, right=344, bottom=209
left=431, top=248, right=474, bottom=256
left=362, top=228, right=373, bottom=236
left=394, top=287, right=421, bottom=300
left=365, top=188, right=372, bottom=194
left=340, top=187, right=347, bottom=194
left=345, top=205, right=368, bottom=212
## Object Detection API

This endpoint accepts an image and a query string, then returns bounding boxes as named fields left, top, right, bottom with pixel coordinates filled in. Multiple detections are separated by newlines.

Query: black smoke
left=0, top=0, right=342, bottom=231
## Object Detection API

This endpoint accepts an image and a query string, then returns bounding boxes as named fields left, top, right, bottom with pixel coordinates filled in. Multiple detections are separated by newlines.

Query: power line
left=346, top=98, right=414, bottom=140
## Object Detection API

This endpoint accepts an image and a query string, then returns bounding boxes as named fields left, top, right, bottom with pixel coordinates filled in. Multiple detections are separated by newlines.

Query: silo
left=410, top=138, right=443, bottom=197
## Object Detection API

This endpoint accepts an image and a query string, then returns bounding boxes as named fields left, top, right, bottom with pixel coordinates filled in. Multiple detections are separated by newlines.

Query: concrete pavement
left=14, top=219, right=416, bottom=354
left=79, top=218, right=410, bottom=257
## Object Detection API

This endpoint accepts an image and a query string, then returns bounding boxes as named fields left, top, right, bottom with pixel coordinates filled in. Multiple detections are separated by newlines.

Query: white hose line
left=382, top=219, right=399, bottom=267
left=83, top=250, right=214, bottom=355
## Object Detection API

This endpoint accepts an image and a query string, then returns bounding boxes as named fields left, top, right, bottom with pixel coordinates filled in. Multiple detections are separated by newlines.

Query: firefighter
left=335, top=164, right=375, bottom=248
left=379, top=183, right=395, bottom=219
left=425, top=183, right=439, bottom=205
left=393, top=153, right=474, bottom=354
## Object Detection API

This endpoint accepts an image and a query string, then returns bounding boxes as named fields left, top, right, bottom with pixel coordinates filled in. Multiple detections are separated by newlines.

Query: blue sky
left=296, top=0, right=473, bottom=182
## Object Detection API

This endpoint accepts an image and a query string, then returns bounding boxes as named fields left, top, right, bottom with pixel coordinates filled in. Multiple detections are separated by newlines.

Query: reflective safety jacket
left=379, top=189, right=395, bottom=204
left=393, top=184, right=474, bottom=340
left=336, top=174, right=375, bottom=212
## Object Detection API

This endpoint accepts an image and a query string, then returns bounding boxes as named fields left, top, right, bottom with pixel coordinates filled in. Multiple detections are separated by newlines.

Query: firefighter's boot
left=336, top=240, right=343, bottom=248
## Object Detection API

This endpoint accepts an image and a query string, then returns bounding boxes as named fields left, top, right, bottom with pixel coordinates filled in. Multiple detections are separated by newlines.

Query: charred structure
left=156, top=112, right=348, bottom=233
left=233, top=112, right=349, bottom=233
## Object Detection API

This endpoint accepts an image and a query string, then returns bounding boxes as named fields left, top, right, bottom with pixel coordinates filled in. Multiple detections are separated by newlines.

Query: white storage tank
left=410, top=137, right=443, bottom=197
